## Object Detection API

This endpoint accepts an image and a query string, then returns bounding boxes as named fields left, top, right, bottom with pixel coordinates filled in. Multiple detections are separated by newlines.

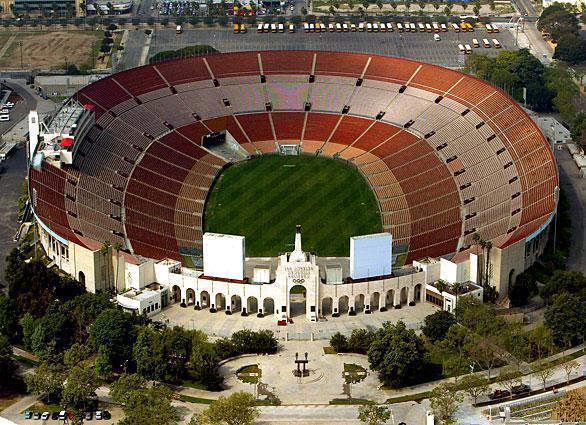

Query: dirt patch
left=0, top=31, right=101, bottom=70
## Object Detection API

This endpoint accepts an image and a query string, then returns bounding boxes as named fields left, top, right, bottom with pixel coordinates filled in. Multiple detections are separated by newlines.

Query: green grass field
left=204, top=155, right=382, bottom=257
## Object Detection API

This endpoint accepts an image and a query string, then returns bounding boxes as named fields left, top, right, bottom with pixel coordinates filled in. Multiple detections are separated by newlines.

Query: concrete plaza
left=151, top=301, right=438, bottom=340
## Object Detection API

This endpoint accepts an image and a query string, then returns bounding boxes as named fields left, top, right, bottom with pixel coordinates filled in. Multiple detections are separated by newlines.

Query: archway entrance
left=289, top=285, right=306, bottom=318
left=172, top=285, right=181, bottom=303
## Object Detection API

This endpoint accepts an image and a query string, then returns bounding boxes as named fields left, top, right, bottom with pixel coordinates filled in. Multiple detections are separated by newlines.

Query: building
left=3, top=0, right=82, bottom=16
left=34, top=75, right=104, bottom=99
left=27, top=52, right=558, bottom=309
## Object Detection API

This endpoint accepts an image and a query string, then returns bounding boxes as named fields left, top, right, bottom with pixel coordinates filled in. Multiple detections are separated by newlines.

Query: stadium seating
left=32, top=52, right=557, bottom=264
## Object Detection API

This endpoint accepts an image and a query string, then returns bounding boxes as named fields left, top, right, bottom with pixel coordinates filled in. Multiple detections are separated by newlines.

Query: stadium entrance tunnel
left=289, top=285, right=307, bottom=318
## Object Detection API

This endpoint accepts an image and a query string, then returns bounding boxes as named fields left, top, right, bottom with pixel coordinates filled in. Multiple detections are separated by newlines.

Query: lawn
left=204, top=155, right=382, bottom=257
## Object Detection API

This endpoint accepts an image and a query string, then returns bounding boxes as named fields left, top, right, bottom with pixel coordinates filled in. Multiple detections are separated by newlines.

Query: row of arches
left=171, top=284, right=423, bottom=317
left=171, top=286, right=276, bottom=315
left=322, top=285, right=422, bottom=315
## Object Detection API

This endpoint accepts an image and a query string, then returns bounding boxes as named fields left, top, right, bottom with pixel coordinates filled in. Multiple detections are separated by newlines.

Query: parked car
left=0, top=114, right=10, bottom=122
left=85, top=411, right=93, bottom=420
left=512, top=384, right=530, bottom=395
left=33, top=412, right=41, bottom=420
left=489, top=389, right=510, bottom=399
left=58, top=410, right=67, bottom=420
left=41, top=412, right=50, bottom=420
left=51, top=412, right=59, bottom=420
left=103, top=410, right=112, bottom=420
left=95, top=410, right=103, bottom=420
left=24, top=411, right=32, bottom=419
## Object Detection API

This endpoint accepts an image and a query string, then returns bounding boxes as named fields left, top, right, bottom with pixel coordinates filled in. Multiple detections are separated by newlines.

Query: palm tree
left=390, top=1, right=398, bottom=10
left=418, top=1, right=425, bottom=12
left=404, top=0, right=411, bottom=12
left=362, top=0, right=369, bottom=13
left=348, top=0, right=355, bottom=11
left=377, top=0, right=383, bottom=11
left=451, top=281, right=465, bottom=318
left=435, top=279, right=448, bottom=294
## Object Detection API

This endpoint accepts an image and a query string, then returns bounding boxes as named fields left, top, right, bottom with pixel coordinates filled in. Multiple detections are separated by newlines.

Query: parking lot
left=130, top=26, right=517, bottom=69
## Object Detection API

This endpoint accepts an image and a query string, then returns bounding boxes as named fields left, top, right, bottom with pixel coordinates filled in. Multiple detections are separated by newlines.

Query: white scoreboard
left=203, top=233, right=245, bottom=280
left=350, top=233, right=393, bottom=279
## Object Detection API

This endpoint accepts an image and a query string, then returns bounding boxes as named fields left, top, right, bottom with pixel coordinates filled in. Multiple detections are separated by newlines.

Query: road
left=558, top=147, right=586, bottom=274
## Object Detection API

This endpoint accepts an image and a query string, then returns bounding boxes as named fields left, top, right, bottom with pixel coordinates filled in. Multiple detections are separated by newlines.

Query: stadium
left=27, top=50, right=558, bottom=321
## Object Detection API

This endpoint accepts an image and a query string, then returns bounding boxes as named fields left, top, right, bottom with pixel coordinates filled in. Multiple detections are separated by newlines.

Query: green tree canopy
left=429, top=383, right=463, bottom=425
left=540, top=270, right=586, bottom=303
left=509, top=272, right=537, bottom=307
left=545, top=293, right=586, bottom=347
left=554, top=33, right=586, bottom=63
left=191, top=391, right=258, bottom=425
left=25, top=362, right=66, bottom=404
left=357, top=404, right=391, bottom=425
left=0, top=294, right=18, bottom=340
left=422, top=310, right=457, bottom=342
left=0, top=335, right=18, bottom=392
left=367, top=321, right=425, bottom=388
left=61, top=366, right=101, bottom=410
left=89, top=308, right=137, bottom=371
left=110, top=373, right=147, bottom=404
left=119, top=385, right=180, bottom=425
left=537, top=4, right=579, bottom=40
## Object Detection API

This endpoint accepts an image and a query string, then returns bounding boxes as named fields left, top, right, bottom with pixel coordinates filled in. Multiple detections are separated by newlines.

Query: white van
left=409, top=23, right=416, bottom=32
left=367, top=22, right=372, bottom=32
left=440, top=23, right=447, bottom=31
left=432, top=22, right=439, bottom=32
left=373, top=22, right=379, bottom=32
left=418, top=22, right=425, bottom=32
left=175, top=25, right=182, bottom=34
left=397, top=22, right=403, bottom=32
left=482, top=38, right=491, bottom=47
left=472, top=38, right=480, bottom=48
left=358, top=22, right=365, bottom=31
left=264, top=23, right=271, bottom=32
left=386, top=23, right=393, bottom=32
left=0, top=114, right=10, bottom=122
left=433, top=33, right=440, bottom=41
left=452, top=22, right=460, bottom=32
left=458, top=43, right=466, bottom=53
left=328, top=23, right=335, bottom=32
left=343, top=23, right=349, bottom=31
left=303, top=23, right=309, bottom=32
left=464, top=44, right=472, bottom=54
left=257, top=23, right=263, bottom=33
left=335, top=22, right=342, bottom=32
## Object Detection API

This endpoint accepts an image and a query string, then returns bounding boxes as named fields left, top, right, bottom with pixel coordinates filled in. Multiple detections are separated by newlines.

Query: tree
left=405, top=0, right=411, bottom=11
left=357, top=404, right=391, bottom=425
left=362, top=0, right=369, bottom=12
left=561, top=360, right=579, bottom=384
left=90, top=308, right=137, bottom=371
left=25, top=362, right=66, bottom=404
left=0, top=295, right=18, bottom=340
left=531, top=361, right=557, bottom=390
left=134, top=326, right=165, bottom=381
left=192, top=391, right=258, bottom=425
left=330, top=332, right=348, bottom=352
left=348, top=328, right=374, bottom=354
left=429, top=383, right=463, bottom=425
left=571, top=113, right=586, bottom=151
left=540, top=270, right=586, bottom=304
left=509, top=272, right=537, bottom=307
left=544, top=293, right=586, bottom=348
left=466, top=333, right=501, bottom=379
left=63, top=343, right=92, bottom=369
left=498, top=367, right=522, bottom=398
left=458, top=374, right=489, bottom=405
left=528, top=325, right=553, bottom=361
left=442, top=324, right=469, bottom=382
left=110, top=374, right=147, bottom=404
left=119, top=385, right=180, bottom=425
left=376, top=0, right=383, bottom=11
left=19, top=313, right=35, bottom=351
left=62, top=366, right=101, bottom=410
left=422, top=310, right=457, bottom=342
left=191, top=343, right=224, bottom=390
left=367, top=321, right=425, bottom=388
left=0, top=335, right=18, bottom=392
left=30, top=310, right=73, bottom=361
left=537, top=4, right=579, bottom=41
left=95, top=345, right=113, bottom=378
